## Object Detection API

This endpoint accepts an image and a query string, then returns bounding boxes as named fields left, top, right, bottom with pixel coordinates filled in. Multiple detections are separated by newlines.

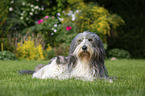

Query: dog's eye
left=88, top=39, right=92, bottom=41
left=78, top=39, right=82, bottom=42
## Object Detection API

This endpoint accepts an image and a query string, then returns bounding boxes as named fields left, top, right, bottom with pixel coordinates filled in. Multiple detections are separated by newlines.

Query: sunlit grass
left=0, top=59, right=144, bottom=96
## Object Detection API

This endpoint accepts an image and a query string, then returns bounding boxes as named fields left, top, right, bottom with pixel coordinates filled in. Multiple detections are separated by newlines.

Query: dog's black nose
left=82, top=45, right=87, bottom=50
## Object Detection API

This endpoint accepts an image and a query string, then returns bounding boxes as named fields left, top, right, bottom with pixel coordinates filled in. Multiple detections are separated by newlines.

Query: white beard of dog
left=70, top=39, right=94, bottom=81
left=70, top=59, right=94, bottom=81
left=32, top=58, right=69, bottom=80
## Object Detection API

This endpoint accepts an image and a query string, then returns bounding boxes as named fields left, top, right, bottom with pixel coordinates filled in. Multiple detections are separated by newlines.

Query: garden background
left=0, top=0, right=144, bottom=60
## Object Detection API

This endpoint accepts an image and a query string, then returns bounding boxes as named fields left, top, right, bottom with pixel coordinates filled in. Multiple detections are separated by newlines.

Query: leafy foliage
left=42, top=0, right=67, bottom=16
left=107, top=48, right=131, bottom=59
left=16, top=37, right=45, bottom=60
left=55, top=22, right=78, bottom=47
left=35, top=16, right=59, bottom=45
left=0, top=38, right=14, bottom=52
left=22, top=15, right=78, bottom=48
left=19, top=1, right=42, bottom=25
left=0, top=51, right=16, bottom=60
left=45, top=49, right=56, bottom=60
left=7, top=0, right=27, bottom=34
left=0, top=0, right=9, bottom=37
left=62, top=1, right=124, bottom=43
left=2, top=0, right=133, bottom=59
left=44, top=44, right=56, bottom=59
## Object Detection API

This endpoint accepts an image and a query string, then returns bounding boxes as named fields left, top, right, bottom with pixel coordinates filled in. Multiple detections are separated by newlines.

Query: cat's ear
left=56, top=56, right=60, bottom=64
left=70, top=55, right=77, bottom=64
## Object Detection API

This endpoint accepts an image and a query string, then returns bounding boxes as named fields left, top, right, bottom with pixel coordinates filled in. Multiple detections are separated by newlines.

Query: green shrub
left=22, top=16, right=59, bottom=46
left=53, top=44, right=70, bottom=56
left=0, top=38, right=14, bottom=52
left=22, top=15, right=78, bottom=48
left=0, top=51, right=16, bottom=60
left=107, top=48, right=131, bottom=59
left=44, top=49, right=56, bottom=60
left=103, top=43, right=108, bottom=50
left=55, top=22, right=78, bottom=47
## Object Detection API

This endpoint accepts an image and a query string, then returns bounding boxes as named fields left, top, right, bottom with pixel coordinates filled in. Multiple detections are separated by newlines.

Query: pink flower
left=44, top=16, right=49, bottom=19
left=52, top=16, right=54, bottom=18
left=66, top=26, right=72, bottom=31
left=37, top=19, right=44, bottom=24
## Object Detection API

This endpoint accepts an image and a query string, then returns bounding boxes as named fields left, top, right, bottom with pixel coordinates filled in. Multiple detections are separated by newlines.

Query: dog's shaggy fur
left=68, top=31, right=108, bottom=80
left=33, top=31, right=108, bottom=81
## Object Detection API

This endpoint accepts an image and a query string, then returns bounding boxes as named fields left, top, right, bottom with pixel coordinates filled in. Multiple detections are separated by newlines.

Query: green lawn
left=0, top=59, right=144, bottom=96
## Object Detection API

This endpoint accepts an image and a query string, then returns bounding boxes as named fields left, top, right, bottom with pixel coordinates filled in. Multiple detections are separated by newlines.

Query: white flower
left=30, top=12, right=33, bottom=15
left=9, top=7, right=13, bottom=11
left=31, top=5, right=34, bottom=7
left=72, top=17, right=75, bottom=21
left=21, top=13, right=23, bottom=15
left=51, top=33, right=54, bottom=35
left=35, top=21, right=38, bottom=23
left=72, top=14, right=75, bottom=21
left=41, top=7, right=44, bottom=10
left=20, top=17, right=23, bottom=20
left=54, top=29, right=57, bottom=32
left=23, top=11, right=25, bottom=13
left=76, top=10, right=79, bottom=13
left=28, top=3, right=30, bottom=5
left=69, top=10, right=73, bottom=14
left=54, top=24, right=57, bottom=27
left=57, top=13, right=60, bottom=16
left=58, top=18, right=64, bottom=21
left=22, top=2, right=25, bottom=5
left=62, top=11, right=66, bottom=15
left=34, top=6, right=39, bottom=9
left=11, top=1, right=14, bottom=3
left=68, top=10, right=73, bottom=16
left=31, top=9, right=34, bottom=11
left=26, top=18, right=29, bottom=20
left=51, top=28, right=54, bottom=30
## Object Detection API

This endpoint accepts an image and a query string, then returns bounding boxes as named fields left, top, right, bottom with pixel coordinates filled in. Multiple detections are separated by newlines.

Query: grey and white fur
left=32, top=55, right=74, bottom=79
left=68, top=31, right=108, bottom=80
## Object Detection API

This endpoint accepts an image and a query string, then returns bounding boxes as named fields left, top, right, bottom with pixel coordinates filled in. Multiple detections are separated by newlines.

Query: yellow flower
left=16, top=36, right=46, bottom=60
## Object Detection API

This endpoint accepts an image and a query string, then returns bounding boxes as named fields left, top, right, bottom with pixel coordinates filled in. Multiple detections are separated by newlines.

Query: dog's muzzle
left=79, top=45, right=91, bottom=59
